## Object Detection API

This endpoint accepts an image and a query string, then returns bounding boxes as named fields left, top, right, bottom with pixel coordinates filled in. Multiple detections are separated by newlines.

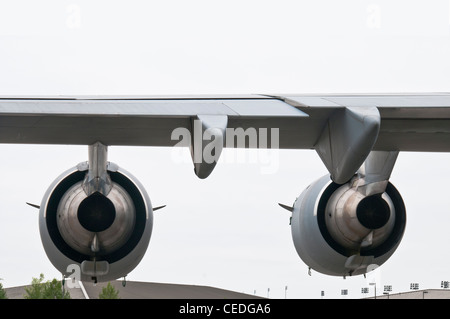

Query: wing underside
left=0, top=93, right=450, bottom=152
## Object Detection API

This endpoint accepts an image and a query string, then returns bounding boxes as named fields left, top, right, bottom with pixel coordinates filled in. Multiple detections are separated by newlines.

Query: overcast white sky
left=0, top=0, right=450, bottom=299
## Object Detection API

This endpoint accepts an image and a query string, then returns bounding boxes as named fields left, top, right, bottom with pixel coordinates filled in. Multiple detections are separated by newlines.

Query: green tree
left=24, top=273, right=70, bottom=299
left=0, top=279, right=7, bottom=299
left=98, top=282, right=120, bottom=299
left=23, top=274, right=45, bottom=299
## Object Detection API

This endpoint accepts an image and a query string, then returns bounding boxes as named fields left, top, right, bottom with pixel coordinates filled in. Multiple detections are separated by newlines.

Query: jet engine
left=291, top=174, right=406, bottom=277
left=39, top=162, right=153, bottom=283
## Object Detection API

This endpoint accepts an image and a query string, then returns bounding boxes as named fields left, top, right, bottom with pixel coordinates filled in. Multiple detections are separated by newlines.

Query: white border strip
left=78, top=281, right=89, bottom=299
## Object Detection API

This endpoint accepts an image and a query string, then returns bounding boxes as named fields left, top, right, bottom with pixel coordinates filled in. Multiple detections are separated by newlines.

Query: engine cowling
left=39, top=162, right=153, bottom=282
left=291, top=174, right=406, bottom=277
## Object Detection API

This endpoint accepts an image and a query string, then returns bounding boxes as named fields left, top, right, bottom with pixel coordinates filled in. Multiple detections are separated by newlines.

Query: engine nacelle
left=291, top=174, right=406, bottom=277
left=39, top=162, right=153, bottom=282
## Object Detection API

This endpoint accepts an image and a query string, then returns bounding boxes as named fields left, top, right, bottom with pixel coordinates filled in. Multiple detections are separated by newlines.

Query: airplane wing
left=11, top=93, right=450, bottom=281
left=279, top=93, right=450, bottom=152
left=1, top=93, right=449, bottom=150
left=1, top=93, right=450, bottom=181
left=0, top=95, right=306, bottom=147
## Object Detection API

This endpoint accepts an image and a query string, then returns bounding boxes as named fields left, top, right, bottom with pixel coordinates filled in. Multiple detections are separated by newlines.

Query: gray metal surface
left=324, top=182, right=396, bottom=250
left=356, top=151, right=399, bottom=196
left=83, top=142, right=112, bottom=196
left=0, top=97, right=306, bottom=117
left=291, top=175, right=351, bottom=276
left=56, top=181, right=136, bottom=256
left=290, top=174, right=405, bottom=277
left=0, top=96, right=307, bottom=148
left=190, top=114, right=228, bottom=179
left=279, top=93, right=450, bottom=152
left=314, top=106, right=380, bottom=184
left=39, top=164, right=153, bottom=283
left=0, top=94, right=449, bottom=152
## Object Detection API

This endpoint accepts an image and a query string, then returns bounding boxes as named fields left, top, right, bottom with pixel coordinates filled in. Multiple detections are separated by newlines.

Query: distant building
left=5, top=280, right=263, bottom=299
left=365, top=289, right=450, bottom=299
